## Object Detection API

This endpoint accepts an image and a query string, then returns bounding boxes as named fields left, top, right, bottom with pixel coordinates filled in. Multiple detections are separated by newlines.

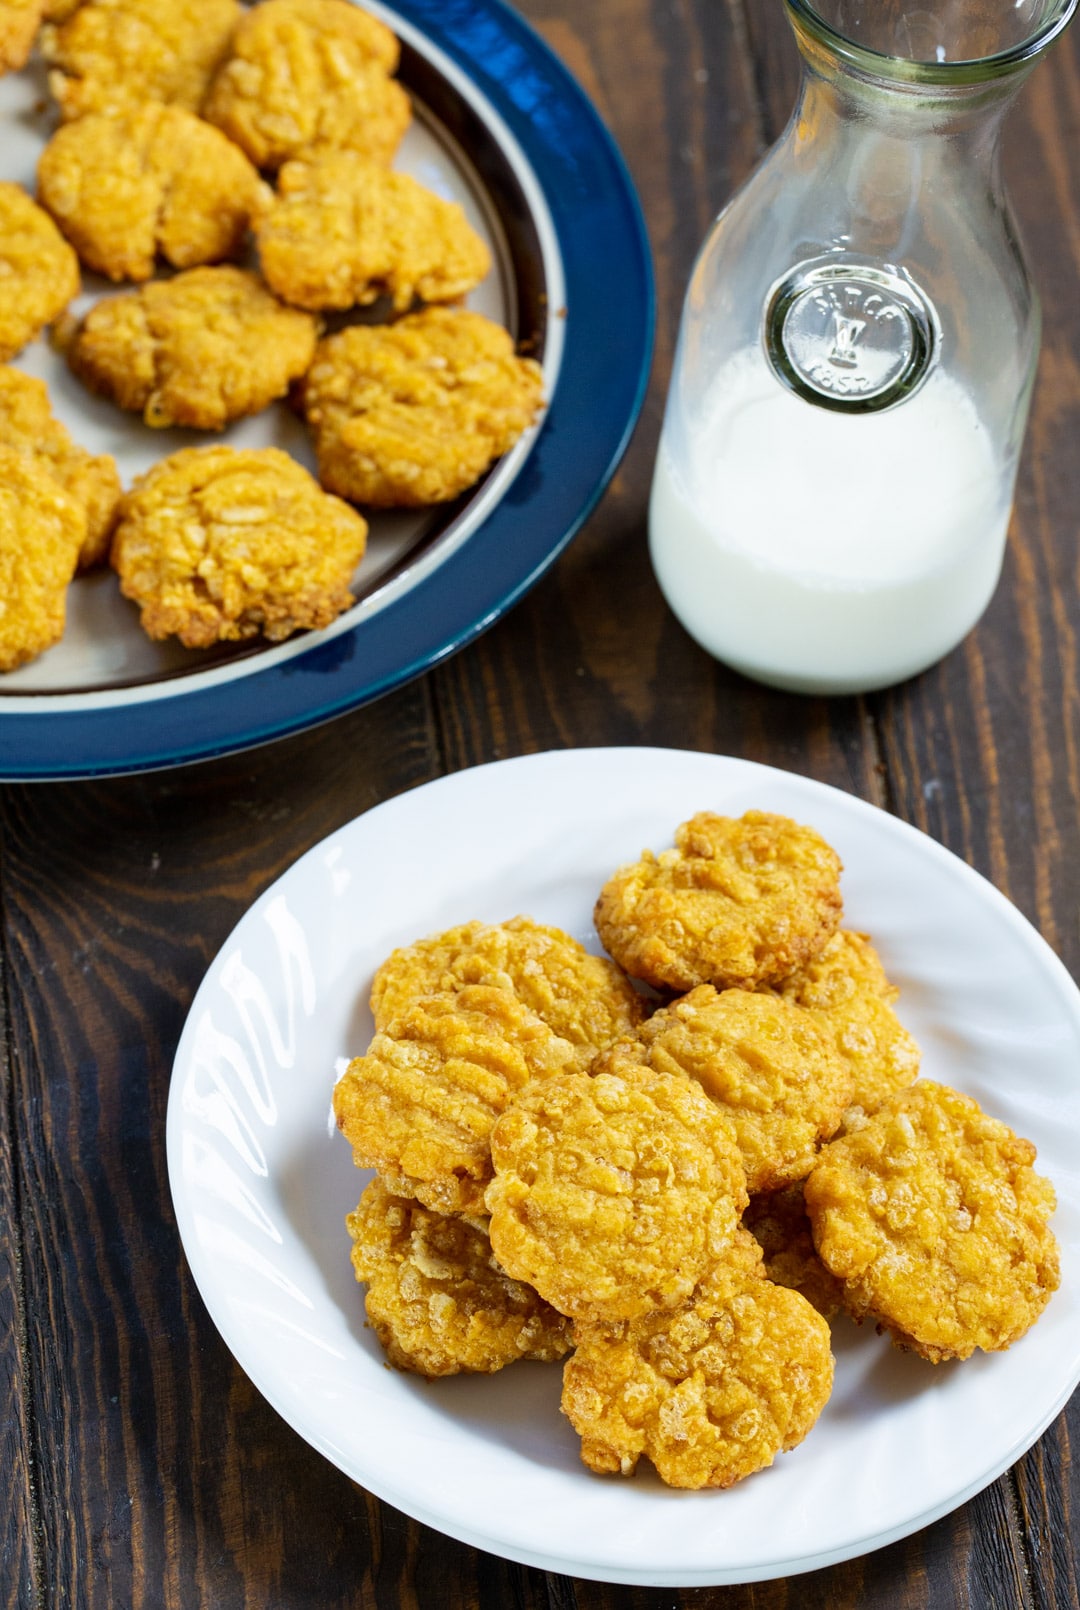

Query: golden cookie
left=371, top=916, right=644, bottom=1073
left=38, top=104, right=270, bottom=283
left=562, top=1230, right=834, bottom=1488
left=334, top=985, right=578, bottom=1218
left=111, top=444, right=368, bottom=647
left=347, top=1177, right=573, bottom=1377
left=637, top=986, right=854, bottom=1193
left=302, top=309, right=543, bottom=507
left=257, top=154, right=491, bottom=312
left=594, top=810, right=844, bottom=993
left=485, top=1056, right=748, bottom=1323
left=0, top=447, right=85, bottom=671
left=771, top=929, right=921, bottom=1127
left=804, top=1080, right=1060, bottom=1361
left=0, top=0, right=45, bottom=70
left=0, top=366, right=120, bottom=570
left=0, top=183, right=80, bottom=363
left=43, top=0, right=241, bottom=120
left=204, top=0, right=409, bottom=171
left=64, top=266, right=318, bottom=430
left=743, top=1183, right=842, bottom=1319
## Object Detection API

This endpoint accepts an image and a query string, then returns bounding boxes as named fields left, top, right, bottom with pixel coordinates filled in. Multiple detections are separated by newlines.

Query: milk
left=649, top=348, right=1012, bottom=695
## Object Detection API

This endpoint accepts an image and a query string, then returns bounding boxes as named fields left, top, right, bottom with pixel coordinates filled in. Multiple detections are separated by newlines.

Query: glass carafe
left=649, top=0, right=1078, bottom=695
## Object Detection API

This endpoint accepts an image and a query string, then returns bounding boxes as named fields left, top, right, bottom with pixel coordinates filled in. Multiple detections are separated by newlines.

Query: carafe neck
left=785, top=0, right=1075, bottom=149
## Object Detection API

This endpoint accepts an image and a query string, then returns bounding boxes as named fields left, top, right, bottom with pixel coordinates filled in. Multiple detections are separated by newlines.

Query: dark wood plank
left=0, top=861, right=37, bottom=1607
left=1016, top=1425, right=1080, bottom=1610
left=740, top=0, right=801, bottom=144
left=1, top=686, right=470, bottom=1610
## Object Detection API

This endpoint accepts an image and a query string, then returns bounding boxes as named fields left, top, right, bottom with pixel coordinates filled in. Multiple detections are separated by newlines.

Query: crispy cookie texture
left=302, top=309, right=544, bottom=507
left=111, top=444, right=367, bottom=648
left=0, top=182, right=80, bottom=363
left=0, top=446, right=85, bottom=671
left=485, top=1056, right=748, bottom=1323
left=347, top=1177, right=573, bottom=1377
left=771, top=929, right=921, bottom=1127
left=0, top=0, right=45, bottom=71
left=63, top=266, right=318, bottom=431
left=38, top=104, right=270, bottom=283
left=804, top=1080, right=1060, bottom=1362
left=257, top=154, right=491, bottom=313
left=204, top=0, right=410, bottom=171
left=0, top=367, right=120, bottom=570
left=743, top=1183, right=842, bottom=1319
left=43, top=0, right=241, bottom=120
left=371, top=916, right=644, bottom=1073
left=562, top=1230, right=835, bottom=1488
left=334, top=985, right=579, bottom=1219
left=594, top=810, right=844, bottom=994
left=638, top=986, right=854, bottom=1193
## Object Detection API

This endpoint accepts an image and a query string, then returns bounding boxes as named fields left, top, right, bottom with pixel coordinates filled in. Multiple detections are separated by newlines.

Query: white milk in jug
left=649, top=346, right=1012, bottom=695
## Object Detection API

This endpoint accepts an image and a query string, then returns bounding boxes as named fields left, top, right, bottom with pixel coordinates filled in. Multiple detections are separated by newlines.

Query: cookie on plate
left=805, top=1079, right=1060, bottom=1361
left=111, top=444, right=368, bottom=648
left=0, top=0, right=46, bottom=71
left=203, top=0, right=410, bottom=171
left=38, top=104, right=270, bottom=282
left=562, top=1229, right=835, bottom=1488
left=742, top=1182, right=842, bottom=1319
left=594, top=810, right=844, bottom=993
left=257, top=154, right=491, bottom=312
left=42, top=0, right=241, bottom=119
left=62, top=266, right=318, bottom=430
left=0, top=366, right=121, bottom=570
left=347, top=1177, right=573, bottom=1377
left=371, top=916, right=644, bottom=1073
left=0, top=182, right=80, bottom=362
left=0, top=447, right=85, bottom=671
left=485, top=1054, right=748, bottom=1322
left=301, top=308, right=544, bottom=506
left=637, top=986, right=854, bottom=1193
left=334, top=984, right=578, bottom=1219
left=770, top=929, right=921, bottom=1128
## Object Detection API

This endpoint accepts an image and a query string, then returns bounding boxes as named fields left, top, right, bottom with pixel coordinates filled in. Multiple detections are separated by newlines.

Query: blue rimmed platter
left=0, top=0, right=654, bottom=778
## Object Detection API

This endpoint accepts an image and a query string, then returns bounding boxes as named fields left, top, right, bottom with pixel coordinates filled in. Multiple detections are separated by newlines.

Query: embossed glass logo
left=764, top=258, right=939, bottom=413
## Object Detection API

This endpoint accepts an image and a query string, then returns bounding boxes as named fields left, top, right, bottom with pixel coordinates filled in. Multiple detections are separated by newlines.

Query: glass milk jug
left=649, top=0, right=1078, bottom=695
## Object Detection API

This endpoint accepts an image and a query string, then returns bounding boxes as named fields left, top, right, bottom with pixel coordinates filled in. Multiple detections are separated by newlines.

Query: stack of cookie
left=332, top=810, right=1061, bottom=1491
left=0, top=0, right=543, bottom=667
left=335, top=921, right=646, bottom=1374
left=592, top=811, right=1059, bottom=1368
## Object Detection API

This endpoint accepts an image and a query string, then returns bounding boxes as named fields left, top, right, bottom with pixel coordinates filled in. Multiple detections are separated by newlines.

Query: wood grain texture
left=0, top=837, right=37, bottom=1608
left=0, top=0, right=1077, bottom=1605
left=1, top=685, right=452, bottom=1610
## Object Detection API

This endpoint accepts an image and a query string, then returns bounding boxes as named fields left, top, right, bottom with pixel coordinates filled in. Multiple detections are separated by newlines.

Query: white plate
left=166, top=747, right=1080, bottom=1586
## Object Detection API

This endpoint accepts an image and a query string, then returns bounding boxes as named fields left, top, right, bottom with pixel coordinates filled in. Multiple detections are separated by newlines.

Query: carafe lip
left=786, top=0, right=1078, bottom=82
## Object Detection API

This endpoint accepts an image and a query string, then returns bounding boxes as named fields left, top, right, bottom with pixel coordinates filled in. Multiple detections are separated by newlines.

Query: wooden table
left=3, top=2, right=1079, bottom=1605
